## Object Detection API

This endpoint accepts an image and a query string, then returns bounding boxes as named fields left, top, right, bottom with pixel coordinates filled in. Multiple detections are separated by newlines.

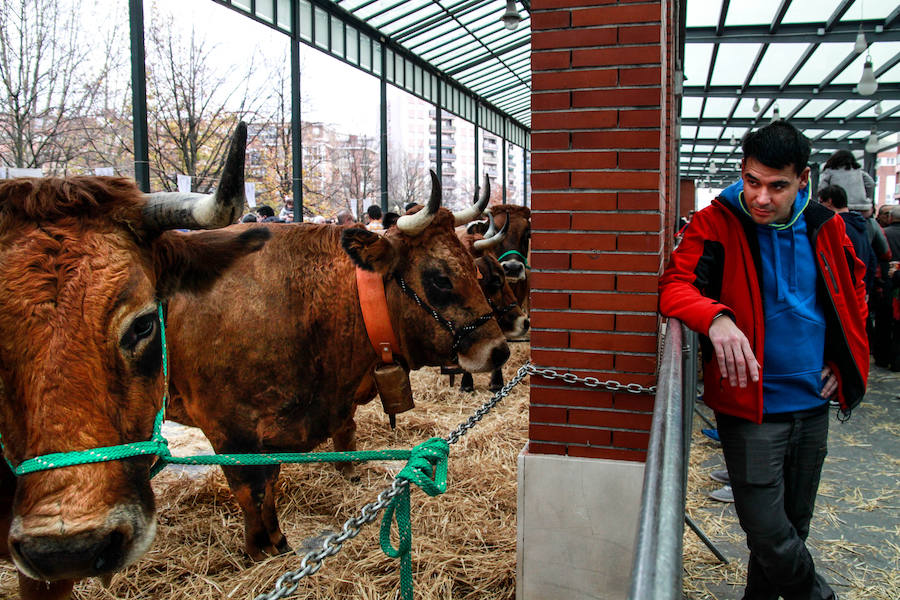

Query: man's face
left=741, top=157, right=810, bottom=225
left=878, top=207, right=891, bottom=226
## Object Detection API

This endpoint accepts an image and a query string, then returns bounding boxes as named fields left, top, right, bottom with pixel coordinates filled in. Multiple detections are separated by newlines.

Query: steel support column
left=291, top=7, right=303, bottom=222
left=129, top=0, right=150, bottom=192
left=380, top=43, right=388, bottom=213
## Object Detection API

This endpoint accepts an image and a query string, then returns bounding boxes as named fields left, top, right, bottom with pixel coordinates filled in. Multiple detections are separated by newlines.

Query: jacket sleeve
left=659, top=209, right=734, bottom=336
left=862, top=171, right=875, bottom=199
left=869, top=218, right=891, bottom=260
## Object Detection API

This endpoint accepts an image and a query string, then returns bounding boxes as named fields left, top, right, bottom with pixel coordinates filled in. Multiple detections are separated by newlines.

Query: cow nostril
left=491, top=344, right=510, bottom=368
left=523, top=318, right=530, bottom=332
left=93, top=529, right=125, bottom=573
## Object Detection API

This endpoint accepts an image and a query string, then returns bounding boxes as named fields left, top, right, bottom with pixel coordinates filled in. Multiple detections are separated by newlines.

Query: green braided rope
left=380, top=437, right=449, bottom=600
left=496, top=249, right=529, bottom=268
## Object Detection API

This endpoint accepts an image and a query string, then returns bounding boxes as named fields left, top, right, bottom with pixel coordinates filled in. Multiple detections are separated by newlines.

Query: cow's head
left=342, top=171, right=509, bottom=373
left=488, top=205, right=531, bottom=282
left=0, top=123, right=270, bottom=582
left=458, top=215, right=529, bottom=340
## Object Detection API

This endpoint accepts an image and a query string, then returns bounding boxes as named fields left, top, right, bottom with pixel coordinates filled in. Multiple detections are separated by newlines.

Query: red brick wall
left=529, top=0, right=672, bottom=462
left=680, top=178, right=695, bottom=220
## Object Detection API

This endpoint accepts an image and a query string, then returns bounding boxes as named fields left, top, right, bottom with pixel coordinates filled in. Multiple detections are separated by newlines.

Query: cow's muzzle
left=501, top=260, right=526, bottom=281
left=9, top=505, right=155, bottom=581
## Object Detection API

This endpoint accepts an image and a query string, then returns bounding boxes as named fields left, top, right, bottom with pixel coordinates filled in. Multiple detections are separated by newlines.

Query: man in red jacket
left=660, top=121, right=867, bottom=600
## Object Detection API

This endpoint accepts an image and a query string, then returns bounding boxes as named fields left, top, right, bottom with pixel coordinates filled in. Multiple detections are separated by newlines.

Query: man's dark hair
left=257, top=205, right=276, bottom=218
left=742, top=120, right=810, bottom=176
left=824, top=149, right=860, bottom=171
left=240, top=213, right=258, bottom=223
left=382, top=212, right=399, bottom=229
left=366, top=205, right=382, bottom=220
left=818, top=185, right=848, bottom=209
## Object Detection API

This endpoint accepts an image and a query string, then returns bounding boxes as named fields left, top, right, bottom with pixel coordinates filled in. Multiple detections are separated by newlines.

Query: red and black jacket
left=659, top=197, right=868, bottom=423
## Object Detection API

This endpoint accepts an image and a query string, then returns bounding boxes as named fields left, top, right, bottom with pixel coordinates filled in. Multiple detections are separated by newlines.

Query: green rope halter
left=496, top=249, right=529, bottom=268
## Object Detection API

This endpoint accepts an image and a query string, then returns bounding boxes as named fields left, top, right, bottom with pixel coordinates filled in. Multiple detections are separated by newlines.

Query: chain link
left=254, top=362, right=533, bottom=600
left=526, top=365, right=657, bottom=395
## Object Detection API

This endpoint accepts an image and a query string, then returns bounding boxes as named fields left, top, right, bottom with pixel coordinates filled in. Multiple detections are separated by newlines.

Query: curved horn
left=452, top=173, right=490, bottom=225
left=142, top=121, right=248, bottom=230
left=484, top=212, right=497, bottom=238
left=473, top=216, right=509, bottom=251
left=396, top=170, right=442, bottom=236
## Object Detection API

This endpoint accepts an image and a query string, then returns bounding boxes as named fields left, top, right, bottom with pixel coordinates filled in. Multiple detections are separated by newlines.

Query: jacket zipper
left=819, top=252, right=838, bottom=291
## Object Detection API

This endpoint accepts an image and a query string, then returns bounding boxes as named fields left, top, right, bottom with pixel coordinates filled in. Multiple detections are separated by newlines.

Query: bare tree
left=0, top=0, right=122, bottom=172
left=388, top=149, right=428, bottom=210
left=145, top=13, right=274, bottom=193
left=332, top=134, right=379, bottom=218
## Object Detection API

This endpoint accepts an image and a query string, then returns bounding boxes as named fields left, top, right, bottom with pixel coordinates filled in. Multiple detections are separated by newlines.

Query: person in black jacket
left=818, top=185, right=877, bottom=297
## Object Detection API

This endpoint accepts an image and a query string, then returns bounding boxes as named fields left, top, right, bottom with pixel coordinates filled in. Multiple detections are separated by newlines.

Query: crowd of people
left=239, top=199, right=400, bottom=230
left=664, top=120, right=897, bottom=600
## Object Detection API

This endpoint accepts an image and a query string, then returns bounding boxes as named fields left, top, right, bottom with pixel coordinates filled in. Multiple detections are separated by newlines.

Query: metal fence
left=627, top=318, right=698, bottom=600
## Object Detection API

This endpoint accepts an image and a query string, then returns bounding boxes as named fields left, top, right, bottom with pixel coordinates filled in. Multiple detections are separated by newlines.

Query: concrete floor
left=684, top=363, right=900, bottom=600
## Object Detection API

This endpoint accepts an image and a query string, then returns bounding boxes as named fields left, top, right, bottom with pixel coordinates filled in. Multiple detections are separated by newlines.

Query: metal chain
left=254, top=361, right=533, bottom=600
left=526, top=364, right=657, bottom=395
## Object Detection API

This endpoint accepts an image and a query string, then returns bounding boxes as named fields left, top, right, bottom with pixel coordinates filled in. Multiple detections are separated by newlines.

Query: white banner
left=245, top=182, right=256, bottom=208
left=8, top=168, right=43, bottom=178
left=0, top=167, right=6, bottom=179
left=177, top=174, right=192, bottom=194
left=93, top=167, right=115, bottom=176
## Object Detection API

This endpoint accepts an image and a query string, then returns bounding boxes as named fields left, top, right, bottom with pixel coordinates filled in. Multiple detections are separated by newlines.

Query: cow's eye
left=488, top=276, right=502, bottom=293
left=122, top=313, right=157, bottom=351
left=431, top=274, right=453, bottom=292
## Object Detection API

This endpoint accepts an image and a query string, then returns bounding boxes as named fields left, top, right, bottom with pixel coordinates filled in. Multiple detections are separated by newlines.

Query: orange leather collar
left=356, top=268, right=401, bottom=364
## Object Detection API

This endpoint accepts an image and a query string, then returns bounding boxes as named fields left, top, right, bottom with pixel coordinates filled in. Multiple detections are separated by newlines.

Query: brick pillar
left=517, top=2, right=674, bottom=598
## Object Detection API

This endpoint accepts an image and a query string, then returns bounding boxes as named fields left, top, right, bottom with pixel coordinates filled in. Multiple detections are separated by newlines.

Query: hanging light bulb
left=865, top=131, right=879, bottom=154
left=730, top=132, right=737, bottom=145
left=874, top=101, right=882, bottom=115
left=771, top=104, right=781, bottom=122
left=858, top=55, right=878, bottom=96
left=752, top=98, right=760, bottom=112
left=500, top=0, right=521, bottom=31
left=854, top=27, right=868, bottom=53
left=710, top=162, right=718, bottom=175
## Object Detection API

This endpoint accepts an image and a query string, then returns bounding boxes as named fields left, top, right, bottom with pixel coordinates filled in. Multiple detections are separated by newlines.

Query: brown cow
left=456, top=213, right=529, bottom=392
left=164, top=172, right=510, bottom=560
left=487, top=205, right=531, bottom=312
left=0, top=124, right=270, bottom=598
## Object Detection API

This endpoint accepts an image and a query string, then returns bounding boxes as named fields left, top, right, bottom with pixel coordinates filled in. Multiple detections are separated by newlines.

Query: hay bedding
left=0, top=344, right=530, bottom=599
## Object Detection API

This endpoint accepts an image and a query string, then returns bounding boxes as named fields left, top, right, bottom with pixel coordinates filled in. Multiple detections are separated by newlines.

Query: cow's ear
left=152, top=228, right=271, bottom=297
left=341, top=226, right=396, bottom=274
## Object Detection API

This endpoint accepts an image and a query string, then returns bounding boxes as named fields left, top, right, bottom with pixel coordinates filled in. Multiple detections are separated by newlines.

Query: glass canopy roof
left=681, top=0, right=900, bottom=187
left=331, top=0, right=532, bottom=127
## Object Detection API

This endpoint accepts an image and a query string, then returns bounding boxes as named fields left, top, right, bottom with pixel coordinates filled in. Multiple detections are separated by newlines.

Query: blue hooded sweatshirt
left=719, top=180, right=827, bottom=414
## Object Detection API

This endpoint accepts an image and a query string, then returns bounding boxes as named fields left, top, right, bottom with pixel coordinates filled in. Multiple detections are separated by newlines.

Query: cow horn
left=453, top=174, right=490, bottom=225
left=396, top=170, right=441, bottom=236
left=484, top=212, right=497, bottom=238
left=473, top=215, right=509, bottom=251
left=141, top=121, right=248, bottom=230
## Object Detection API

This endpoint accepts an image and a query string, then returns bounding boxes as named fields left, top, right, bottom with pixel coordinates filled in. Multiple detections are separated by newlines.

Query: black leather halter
left=394, top=274, right=496, bottom=362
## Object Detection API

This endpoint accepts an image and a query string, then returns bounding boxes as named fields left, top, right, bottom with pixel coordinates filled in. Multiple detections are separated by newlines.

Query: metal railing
left=627, top=318, right=698, bottom=600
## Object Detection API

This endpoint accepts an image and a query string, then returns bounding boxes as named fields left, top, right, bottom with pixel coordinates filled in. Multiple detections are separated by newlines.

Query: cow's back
left=166, top=223, right=375, bottom=453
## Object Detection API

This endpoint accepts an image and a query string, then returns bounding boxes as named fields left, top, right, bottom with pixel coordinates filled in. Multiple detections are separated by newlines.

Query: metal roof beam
left=682, top=117, right=899, bottom=129
left=680, top=138, right=882, bottom=152
left=826, top=0, right=855, bottom=32
left=779, top=43, right=817, bottom=89
left=769, top=0, right=791, bottom=34
left=683, top=84, right=900, bottom=100
left=686, top=20, right=900, bottom=43
left=446, top=38, right=530, bottom=76
left=716, top=0, right=730, bottom=37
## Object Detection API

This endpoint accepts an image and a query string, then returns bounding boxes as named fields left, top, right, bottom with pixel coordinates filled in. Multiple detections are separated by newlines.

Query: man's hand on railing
left=708, top=314, right=760, bottom=388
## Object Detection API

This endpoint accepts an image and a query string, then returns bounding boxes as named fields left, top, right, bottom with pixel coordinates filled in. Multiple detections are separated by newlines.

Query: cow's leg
left=460, top=372, right=475, bottom=393
left=220, top=464, right=289, bottom=560
left=18, top=574, right=74, bottom=600
left=332, top=414, right=359, bottom=480
left=489, top=368, right=505, bottom=392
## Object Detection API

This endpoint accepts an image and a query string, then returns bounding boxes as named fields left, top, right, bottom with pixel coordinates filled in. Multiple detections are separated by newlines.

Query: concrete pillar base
left=516, top=445, right=644, bottom=600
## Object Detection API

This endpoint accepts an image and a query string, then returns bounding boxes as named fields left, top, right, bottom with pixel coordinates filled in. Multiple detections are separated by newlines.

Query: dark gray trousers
left=715, top=409, right=836, bottom=600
